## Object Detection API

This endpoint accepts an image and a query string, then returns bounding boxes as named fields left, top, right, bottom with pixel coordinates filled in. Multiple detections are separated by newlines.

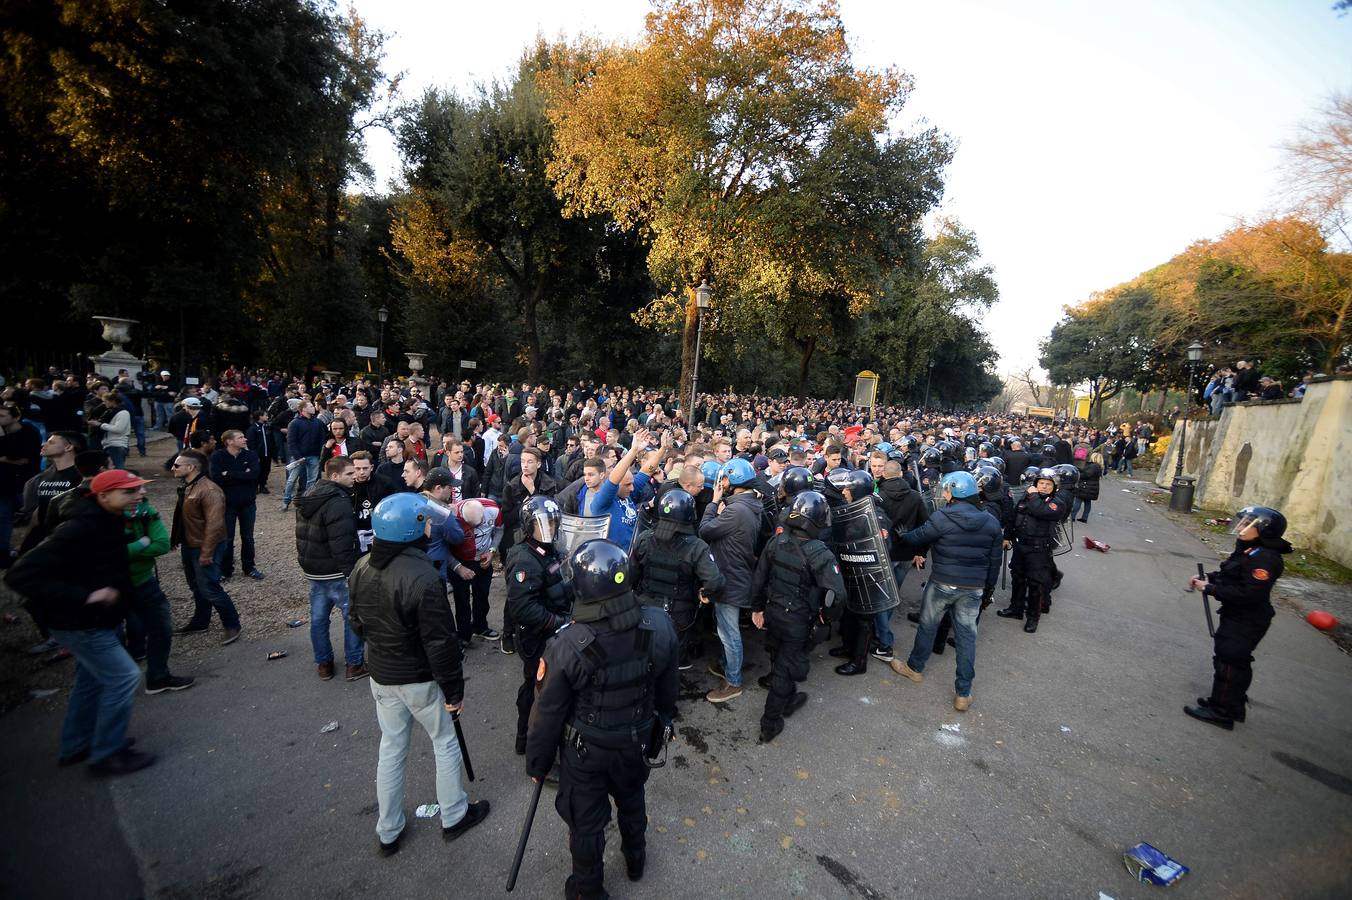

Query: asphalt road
left=2, top=478, right=1350, bottom=900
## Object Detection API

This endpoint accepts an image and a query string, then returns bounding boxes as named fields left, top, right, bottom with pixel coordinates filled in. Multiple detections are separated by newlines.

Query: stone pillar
left=91, top=316, right=146, bottom=381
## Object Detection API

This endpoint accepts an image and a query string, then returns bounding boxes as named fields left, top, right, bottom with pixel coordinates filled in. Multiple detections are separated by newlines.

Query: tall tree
left=542, top=0, right=942, bottom=407
left=397, top=49, right=600, bottom=382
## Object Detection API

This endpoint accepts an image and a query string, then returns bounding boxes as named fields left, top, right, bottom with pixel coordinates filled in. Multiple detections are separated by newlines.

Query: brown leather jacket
left=175, top=474, right=226, bottom=561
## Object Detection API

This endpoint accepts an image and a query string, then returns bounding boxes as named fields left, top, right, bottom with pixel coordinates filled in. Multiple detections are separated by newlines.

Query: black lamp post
left=923, top=358, right=936, bottom=408
left=689, top=280, right=710, bottom=425
left=377, top=306, right=389, bottom=385
left=1169, top=339, right=1205, bottom=511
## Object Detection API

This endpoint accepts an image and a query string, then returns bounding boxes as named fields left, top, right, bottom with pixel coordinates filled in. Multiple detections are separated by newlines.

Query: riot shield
left=557, top=514, right=611, bottom=564
left=831, top=497, right=901, bottom=614
left=1053, top=521, right=1072, bottom=557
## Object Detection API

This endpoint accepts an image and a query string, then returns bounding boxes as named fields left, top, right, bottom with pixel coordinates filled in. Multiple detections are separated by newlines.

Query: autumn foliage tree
left=542, top=0, right=948, bottom=402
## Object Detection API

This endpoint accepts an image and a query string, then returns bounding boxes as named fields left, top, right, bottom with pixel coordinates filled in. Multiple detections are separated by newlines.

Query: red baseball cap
left=90, top=470, right=151, bottom=493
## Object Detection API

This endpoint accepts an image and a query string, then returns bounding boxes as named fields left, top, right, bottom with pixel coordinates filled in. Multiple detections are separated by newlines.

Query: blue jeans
left=154, top=401, right=173, bottom=430
left=370, top=679, right=468, bottom=844
left=222, top=502, right=257, bottom=575
left=181, top=544, right=241, bottom=629
left=106, top=446, right=128, bottom=469
left=131, top=415, right=146, bottom=454
left=283, top=455, right=320, bottom=505
left=906, top=581, right=982, bottom=697
left=309, top=579, right=363, bottom=665
left=1120, top=456, right=1134, bottom=476
left=713, top=602, right=743, bottom=688
left=873, top=563, right=910, bottom=651
left=48, top=627, right=142, bottom=763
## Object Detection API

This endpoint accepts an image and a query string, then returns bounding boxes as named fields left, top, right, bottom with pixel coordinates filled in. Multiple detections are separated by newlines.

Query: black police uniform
left=630, top=528, right=725, bottom=666
left=505, top=537, right=571, bottom=752
left=526, top=593, right=679, bottom=899
left=1196, top=535, right=1291, bottom=720
left=1000, top=491, right=1062, bottom=631
left=751, top=528, right=845, bottom=741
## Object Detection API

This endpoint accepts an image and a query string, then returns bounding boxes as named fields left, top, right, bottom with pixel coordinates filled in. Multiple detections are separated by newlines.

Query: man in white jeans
left=348, top=492, right=490, bottom=856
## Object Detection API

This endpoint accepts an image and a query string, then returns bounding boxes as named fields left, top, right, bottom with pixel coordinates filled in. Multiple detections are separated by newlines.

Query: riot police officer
left=630, top=488, right=726, bottom=669
left=996, top=469, right=1062, bottom=634
left=505, top=496, right=571, bottom=755
left=525, top=540, right=680, bottom=898
left=824, top=468, right=893, bottom=676
left=750, top=491, right=845, bottom=743
left=1184, top=506, right=1292, bottom=730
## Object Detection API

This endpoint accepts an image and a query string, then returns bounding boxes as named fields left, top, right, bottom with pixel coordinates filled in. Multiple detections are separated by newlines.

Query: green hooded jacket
left=124, top=498, right=170, bottom=586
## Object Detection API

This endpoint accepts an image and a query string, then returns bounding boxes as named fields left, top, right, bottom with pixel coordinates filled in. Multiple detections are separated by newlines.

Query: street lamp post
left=923, top=358, right=936, bottom=408
left=1169, top=339, right=1205, bottom=512
left=377, top=306, right=389, bottom=385
left=689, top=280, right=711, bottom=427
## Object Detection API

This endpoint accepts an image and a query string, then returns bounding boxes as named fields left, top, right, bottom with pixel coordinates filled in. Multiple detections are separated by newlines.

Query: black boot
left=1198, top=697, right=1245, bottom=723
left=834, top=659, right=867, bottom=676
left=996, top=607, right=1023, bottom=620
left=784, top=692, right=808, bottom=718
left=828, top=645, right=851, bottom=658
left=625, top=850, right=646, bottom=882
left=1184, top=704, right=1234, bottom=730
left=758, top=719, right=784, bottom=743
left=757, top=673, right=772, bottom=689
left=514, top=733, right=527, bottom=755
left=906, top=612, right=921, bottom=624
left=1023, top=616, right=1038, bottom=634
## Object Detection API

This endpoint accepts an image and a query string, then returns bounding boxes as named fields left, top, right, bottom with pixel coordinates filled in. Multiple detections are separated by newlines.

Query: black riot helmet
left=978, top=441, right=996, bottom=457
left=974, top=464, right=1004, bottom=498
left=654, top=488, right=697, bottom=527
left=787, top=490, right=831, bottom=532
left=1230, top=506, right=1287, bottom=540
left=886, top=449, right=906, bottom=463
left=827, top=466, right=853, bottom=490
left=1022, top=465, right=1042, bottom=485
left=568, top=539, right=631, bottom=604
left=1037, top=467, right=1060, bottom=487
left=920, top=447, right=942, bottom=466
left=1051, top=464, right=1079, bottom=489
left=844, top=468, right=874, bottom=499
left=964, top=432, right=978, bottom=447
left=1041, top=443, right=1057, bottom=458
left=900, top=435, right=919, bottom=453
left=520, top=495, right=562, bottom=544
left=985, top=455, right=1006, bottom=473
left=779, top=466, right=813, bottom=501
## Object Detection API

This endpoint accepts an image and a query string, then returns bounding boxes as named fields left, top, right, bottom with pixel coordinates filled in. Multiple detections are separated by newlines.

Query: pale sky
left=353, top=0, right=1352, bottom=376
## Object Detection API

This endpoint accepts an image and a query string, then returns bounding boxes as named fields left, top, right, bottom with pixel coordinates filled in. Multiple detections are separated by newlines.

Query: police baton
left=506, top=778, right=545, bottom=892
left=1191, top=562, right=1216, bottom=638
left=1000, top=544, right=1008, bottom=590
left=452, top=712, right=475, bottom=782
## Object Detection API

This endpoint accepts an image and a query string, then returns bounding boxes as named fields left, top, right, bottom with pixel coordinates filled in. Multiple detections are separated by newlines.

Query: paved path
left=2, top=480, right=1350, bottom=899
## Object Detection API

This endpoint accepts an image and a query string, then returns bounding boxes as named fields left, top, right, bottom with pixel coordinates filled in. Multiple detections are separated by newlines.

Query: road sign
left=853, top=370, right=879, bottom=409
left=355, top=345, right=378, bottom=359
left=459, top=360, right=477, bottom=370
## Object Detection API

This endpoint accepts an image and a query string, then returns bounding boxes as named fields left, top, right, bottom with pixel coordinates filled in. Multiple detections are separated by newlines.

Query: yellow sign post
left=853, top=370, right=879, bottom=411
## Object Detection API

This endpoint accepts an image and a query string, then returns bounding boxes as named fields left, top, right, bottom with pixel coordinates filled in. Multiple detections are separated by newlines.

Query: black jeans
left=1209, top=614, right=1272, bottom=718
left=124, top=575, right=174, bottom=682
left=449, top=559, right=493, bottom=640
left=556, top=741, right=649, bottom=900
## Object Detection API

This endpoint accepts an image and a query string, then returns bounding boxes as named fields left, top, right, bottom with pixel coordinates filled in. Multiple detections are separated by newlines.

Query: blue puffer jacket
left=901, top=499, right=1003, bottom=590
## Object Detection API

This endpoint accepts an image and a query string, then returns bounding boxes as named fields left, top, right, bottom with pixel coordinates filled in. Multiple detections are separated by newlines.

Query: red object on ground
left=1083, top=536, right=1111, bottom=553
left=1306, top=610, right=1339, bottom=632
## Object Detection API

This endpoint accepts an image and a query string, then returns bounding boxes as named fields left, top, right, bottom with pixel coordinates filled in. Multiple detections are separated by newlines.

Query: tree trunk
left=523, top=290, right=542, bottom=385
left=796, top=336, right=817, bottom=400
left=1156, top=389, right=1170, bottom=413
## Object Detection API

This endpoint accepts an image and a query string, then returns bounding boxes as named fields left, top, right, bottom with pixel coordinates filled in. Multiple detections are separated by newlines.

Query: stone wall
left=1156, top=375, right=1352, bottom=568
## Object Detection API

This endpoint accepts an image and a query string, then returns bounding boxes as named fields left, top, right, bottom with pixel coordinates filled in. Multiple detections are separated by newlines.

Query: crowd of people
left=1, top=365, right=1292, bottom=898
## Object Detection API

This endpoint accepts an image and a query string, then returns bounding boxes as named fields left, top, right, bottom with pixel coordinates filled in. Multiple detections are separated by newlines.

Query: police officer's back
left=525, top=539, right=679, bottom=896
left=630, top=489, right=724, bottom=668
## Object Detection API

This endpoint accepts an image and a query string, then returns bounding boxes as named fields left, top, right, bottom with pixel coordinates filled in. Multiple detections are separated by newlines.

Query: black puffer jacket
left=295, top=479, right=358, bottom=579
left=5, top=495, right=133, bottom=631
left=1073, top=462, right=1102, bottom=500
left=349, top=539, right=465, bottom=704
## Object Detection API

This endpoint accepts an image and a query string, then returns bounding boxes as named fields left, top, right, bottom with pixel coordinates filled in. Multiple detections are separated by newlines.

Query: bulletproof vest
left=1014, top=499, right=1057, bottom=547
left=637, top=536, right=697, bottom=611
left=766, top=533, right=813, bottom=612
left=572, top=622, right=657, bottom=748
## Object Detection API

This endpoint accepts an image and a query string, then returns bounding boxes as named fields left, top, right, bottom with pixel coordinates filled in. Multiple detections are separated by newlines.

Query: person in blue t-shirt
left=575, top=428, right=655, bottom=548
